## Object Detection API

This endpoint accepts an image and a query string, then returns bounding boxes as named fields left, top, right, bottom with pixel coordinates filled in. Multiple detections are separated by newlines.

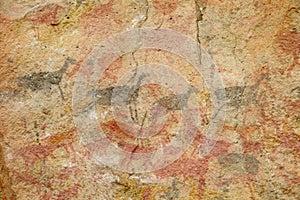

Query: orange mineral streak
left=101, top=119, right=156, bottom=153
left=43, top=127, right=77, bottom=148
left=152, top=0, right=179, bottom=15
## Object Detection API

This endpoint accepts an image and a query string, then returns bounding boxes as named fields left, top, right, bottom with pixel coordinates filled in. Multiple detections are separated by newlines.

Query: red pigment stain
left=117, top=139, right=155, bottom=153
left=12, top=170, right=51, bottom=188
left=22, top=118, right=34, bottom=135
left=42, top=127, right=77, bottom=155
left=12, top=127, right=78, bottom=167
left=57, top=165, right=81, bottom=180
left=155, top=156, right=209, bottom=179
left=141, top=83, right=169, bottom=99
left=101, top=107, right=181, bottom=153
left=238, top=125, right=262, bottom=153
left=205, top=0, right=223, bottom=7
left=276, top=31, right=300, bottom=73
left=143, top=187, right=151, bottom=200
left=85, top=0, right=114, bottom=17
left=282, top=172, right=300, bottom=186
left=101, top=119, right=136, bottom=140
left=101, top=120, right=155, bottom=153
left=13, top=144, right=61, bottom=167
left=155, top=156, right=209, bottom=198
left=155, top=137, right=231, bottom=197
left=208, top=140, right=232, bottom=157
left=100, top=57, right=123, bottom=83
left=66, top=49, right=93, bottom=79
left=282, top=99, right=300, bottom=119
left=168, top=12, right=195, bottom=35
left=190, top=130, right=232, bottom=158
left=152, top=0, right=179, bottom=15
left=39, top=192, right=53, bottom=200
left=242, top=141, right=261, bottom=153
left=80, top=0, right=117, bottom=35
left=28, top=4, right=64, bottom=25
left=56, top=184, right=81, bottom=200
left=277, top=132, right=300, bottom=155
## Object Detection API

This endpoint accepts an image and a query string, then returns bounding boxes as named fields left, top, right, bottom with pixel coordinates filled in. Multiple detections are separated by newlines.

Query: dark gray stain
left=95, top=84, right=198, bottom=112
left=218, top=153, right=243, bottom=167
left=0, top=89, right=19, bottom=102
left=218, top=153, right=259, bottom=175
left=156, top=86, right=198, bottom=111
left=216, top=74, right=267, bottom=108
left=244, top=155, right=260, bottom=174
left=156, top=95, right=181, bottom=110
left=95, top=87, right=114, bottom=106
left=95, top=86, right=130, bottom=106
left=223, top=86, right=246, bottom=108
left=95, top=74, right=147, bottom=123
left=128, top=74, right=147, bottom=123
left=291, top=86, right=300, bottom=98
left=160, top=179, right=180, bottom=200
left=7, top=57, right=14, bottom=63
left=17, top=57, right=76, bottom=99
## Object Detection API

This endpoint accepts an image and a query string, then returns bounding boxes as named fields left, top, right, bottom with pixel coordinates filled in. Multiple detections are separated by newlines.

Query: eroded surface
left=0, top=0, right=299, bottom=199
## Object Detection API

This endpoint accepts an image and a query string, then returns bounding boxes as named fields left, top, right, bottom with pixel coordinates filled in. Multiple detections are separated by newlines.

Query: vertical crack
left=194, top=0, right=206, bottom=64
left=131, top=0, right=149, bottom=29
left=139, top=0, right=149, bottom=27
left=127, top=0, right=149, bottom=128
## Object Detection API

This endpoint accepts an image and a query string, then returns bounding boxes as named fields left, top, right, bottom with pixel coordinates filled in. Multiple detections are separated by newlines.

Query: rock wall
left=0, top=0, right=299, bottom=199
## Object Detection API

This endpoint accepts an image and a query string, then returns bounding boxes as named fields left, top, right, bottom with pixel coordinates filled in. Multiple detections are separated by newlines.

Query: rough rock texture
left=0, top=0, right=299, bottom=199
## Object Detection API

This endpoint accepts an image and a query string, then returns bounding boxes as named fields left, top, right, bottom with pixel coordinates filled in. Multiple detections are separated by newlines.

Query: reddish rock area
left=0, top=0, right=299, bottom=199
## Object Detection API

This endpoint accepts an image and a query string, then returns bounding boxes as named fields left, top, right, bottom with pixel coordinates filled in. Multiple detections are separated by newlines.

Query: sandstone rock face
left=0, top=0, right=299, bottom=199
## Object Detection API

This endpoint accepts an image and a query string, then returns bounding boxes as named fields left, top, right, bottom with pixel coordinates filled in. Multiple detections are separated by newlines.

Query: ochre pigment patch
left=0, top=0, right=299, bottom=199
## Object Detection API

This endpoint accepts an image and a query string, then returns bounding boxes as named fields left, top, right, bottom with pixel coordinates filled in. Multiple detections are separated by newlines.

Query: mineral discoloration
left=218, top=153, right=259, bottom=175
left=218, top=73, right=267, bottom=109
left=17, top=57, right=76, bottom=91
left=291, top=86, right=300, bottom=98
left=96, top=84, right=198, bottom=110
left=26, top=4, right=64, bottom=25
left=17, top=57, right=76, bottom=100
left=152, top=0, right=179, bottom=15
left=1, top=0, right=299, bottom=199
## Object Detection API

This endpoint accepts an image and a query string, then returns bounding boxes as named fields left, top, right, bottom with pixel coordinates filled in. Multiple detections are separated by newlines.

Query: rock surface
left=0, top=0, right=299, bottom=199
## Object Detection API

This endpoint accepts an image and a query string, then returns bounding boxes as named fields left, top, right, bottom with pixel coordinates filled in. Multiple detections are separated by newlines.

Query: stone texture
left=0, top=0, right=299, bottom=199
